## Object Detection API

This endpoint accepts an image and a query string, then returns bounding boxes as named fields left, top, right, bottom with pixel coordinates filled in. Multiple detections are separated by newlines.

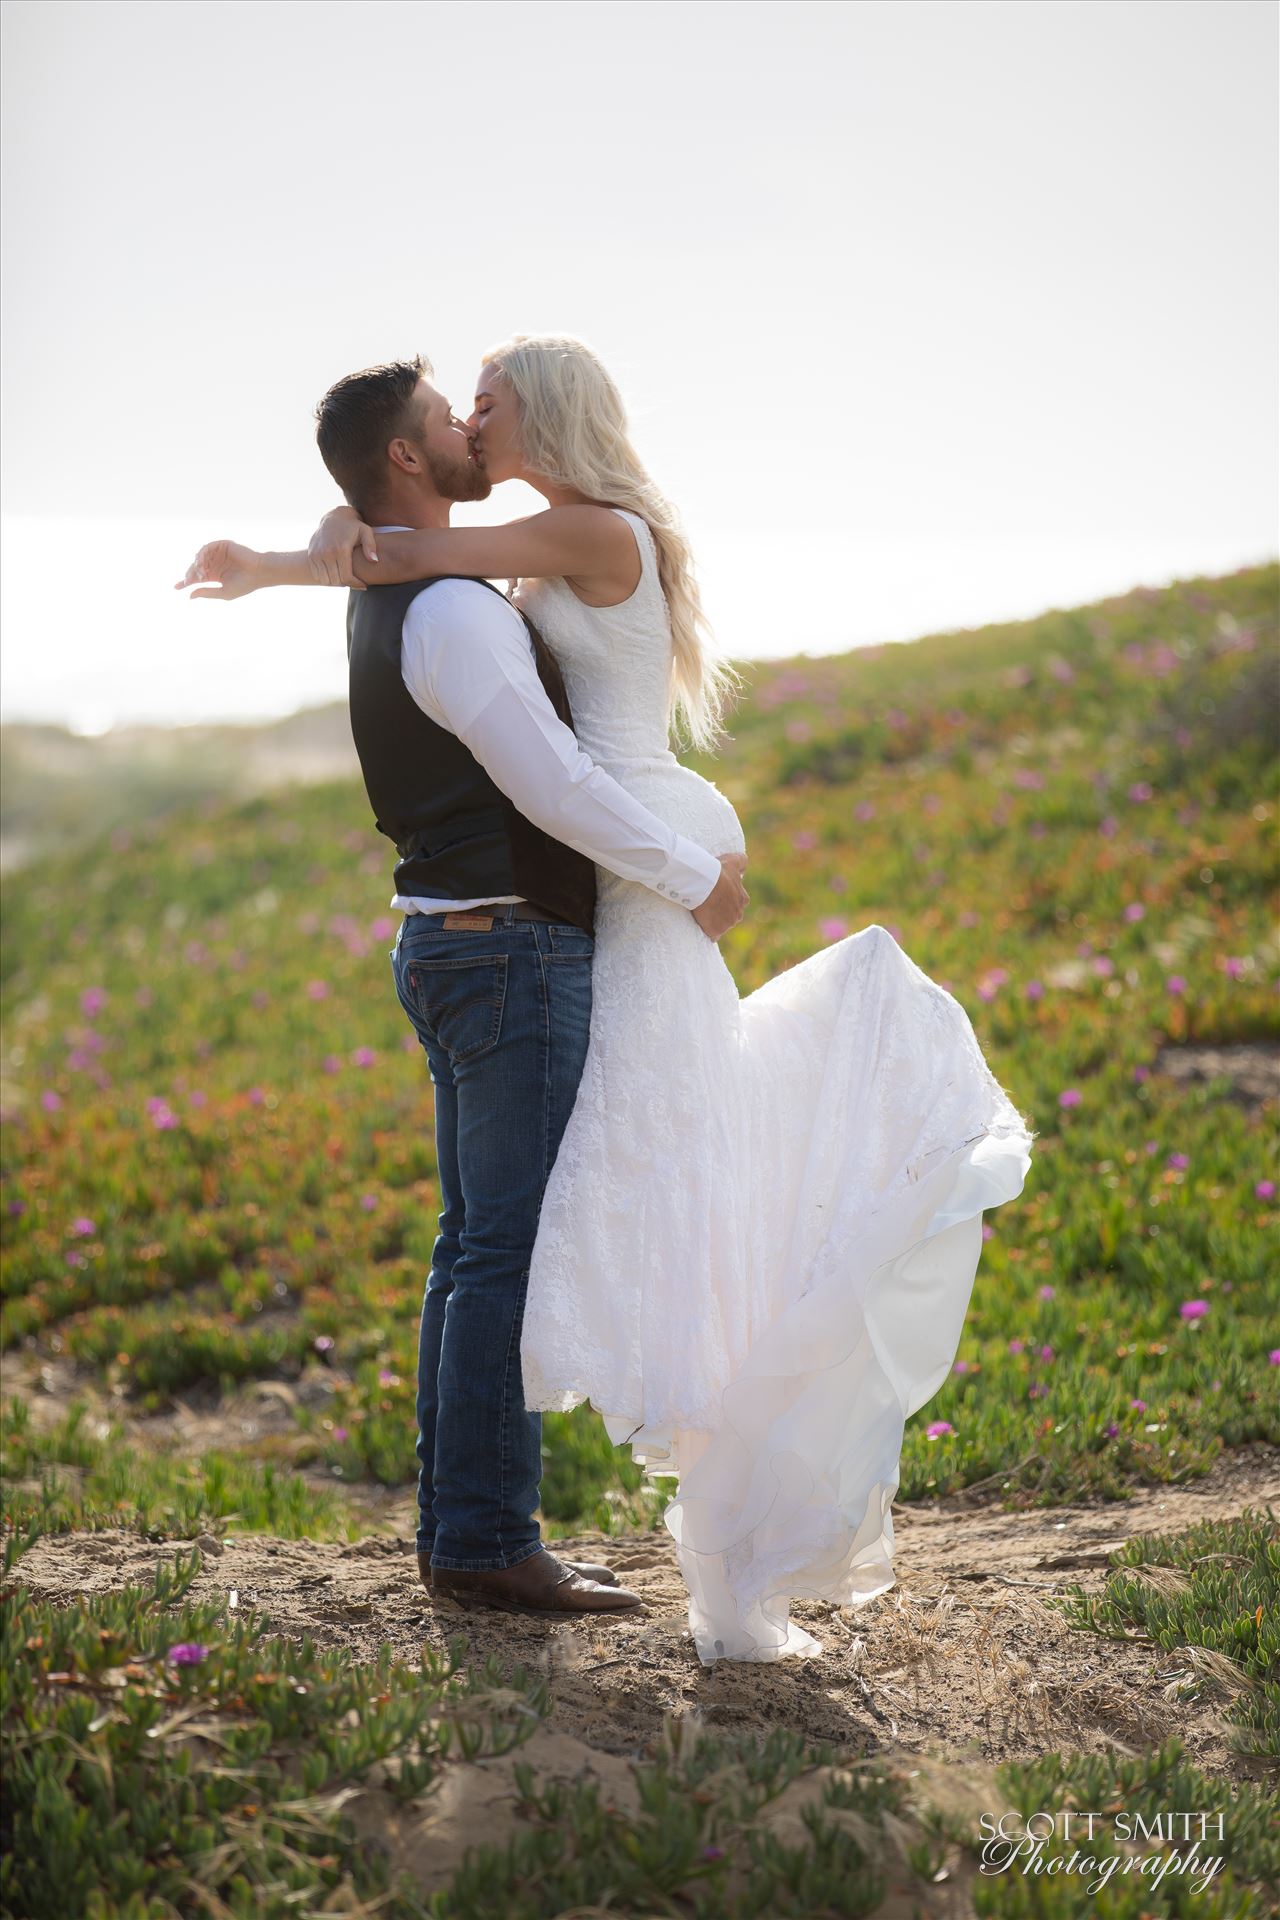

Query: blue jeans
left=390, top=904, right=594, bottom=1571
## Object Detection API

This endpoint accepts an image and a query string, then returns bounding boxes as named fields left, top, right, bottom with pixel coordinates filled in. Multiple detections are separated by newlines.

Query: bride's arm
left=174, top=506, right=636, bottom=601
left=314, top=504, right=635, bottom=590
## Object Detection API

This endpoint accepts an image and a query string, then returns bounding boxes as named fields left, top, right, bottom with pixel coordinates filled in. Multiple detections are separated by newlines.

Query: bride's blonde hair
left=480, top=332, right=743, bottom=754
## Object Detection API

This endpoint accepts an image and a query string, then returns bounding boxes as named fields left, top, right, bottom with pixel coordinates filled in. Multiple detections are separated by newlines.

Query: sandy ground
left=10, top=1433, right=1278, bottom=1905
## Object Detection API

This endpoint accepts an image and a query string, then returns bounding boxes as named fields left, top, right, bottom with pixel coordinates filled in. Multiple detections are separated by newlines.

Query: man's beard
left=426, top=443, right=492, bottom=503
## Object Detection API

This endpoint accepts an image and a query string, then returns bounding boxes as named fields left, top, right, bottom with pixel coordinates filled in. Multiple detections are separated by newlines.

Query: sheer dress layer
left=516, top=513, right=1035, bottom=1663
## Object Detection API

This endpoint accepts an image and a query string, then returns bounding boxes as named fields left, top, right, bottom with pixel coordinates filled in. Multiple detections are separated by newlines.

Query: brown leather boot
left=427, top=1547, right=645, bottom=1615
left=416, top=1547, right=619, bottom=1592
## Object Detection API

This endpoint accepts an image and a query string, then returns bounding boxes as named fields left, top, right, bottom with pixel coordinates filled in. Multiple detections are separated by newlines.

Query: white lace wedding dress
left=515, top=510, right=1036, bottom=1665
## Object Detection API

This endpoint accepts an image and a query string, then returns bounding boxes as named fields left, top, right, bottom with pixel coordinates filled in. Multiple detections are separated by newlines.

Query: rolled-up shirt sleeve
left=401, top=579, right=723, bottom=909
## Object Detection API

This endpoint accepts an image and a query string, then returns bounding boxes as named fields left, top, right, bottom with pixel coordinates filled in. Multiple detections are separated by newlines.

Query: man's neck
left=367, top=493, right=452, bottom=531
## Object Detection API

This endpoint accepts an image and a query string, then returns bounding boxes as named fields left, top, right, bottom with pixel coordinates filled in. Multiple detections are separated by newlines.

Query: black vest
left=346, top=576, right=597, bottom=934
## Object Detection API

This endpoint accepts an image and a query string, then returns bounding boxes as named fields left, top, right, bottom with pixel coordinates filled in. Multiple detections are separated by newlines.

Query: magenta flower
left=1058, top=1089, right=1081, bottom=1109
left=818, top=917, right=848, bottom=942
left=314, top=1335, right=335, bottom=1354
left=1008, top=1339, right=1026, bottom=1354
left=786, top=720, right=812, bottom=743
left=1104, top=1422, right=1120, bottom=1438
left=829, top=874, right=848, bottom=893
left=1256, top=1181, right=1275, bottom=1200
left=925, top=1421, right=954, bottom=1439
left=247, top=1087, right=265, bottom=1107
left=702, top=1845, right=725, bottom=1862
left=401, top=1034, right=418, bottom=1053
left=1027, top=1383, right=1048, bottom=1400
left=378, top=1369, right=398, bottom=1386
left=333, top=1426, right=348, bottom=1443
left=359, top=1193, right=378, bottom=1212
left=188, top=1090, right=208, bottom=1109
left=322, top=1055, right=342, bottom=1074
left=166, top=1643, right=209, bottom=1665
left=1039, top=1344, right=1054, bottom=1362
left=854, top=801, right=876, bottom=822
left=1025, top=980, right=1043, bottom=1001
left=1130, top=1399, right=1146, bottom=1412
left=1222, top=956, right=1246, bottom=980
left=791, top=830, right=817, bottom=851
left=1179, top=1300, right=1208, bottom=1321
left=69, top=1217, right=96, bottom=1237
left=65, top=1251, right=86, bottom=1268
left=352, top=1047, right=376, bottom=1068
left=307, top=980, right=330, bottom=1001
left=952, top=1359, right=970, bottom=1374
left=1269, top=1351, right=1280, bottom=1366
left=1128, top=781, right=1153, bottom=802
left=41, top=1090, right=62, bottom=1113
left=1167, top=1152, right=1189, bottom=1170
left=1038, top=1285, right=1055, bottom=1301
left=1123, top=903, right=1145, bottom=923
left=1166, top=975, right=1186, bottom=997
left=80, top=987, right=107, bottom=1018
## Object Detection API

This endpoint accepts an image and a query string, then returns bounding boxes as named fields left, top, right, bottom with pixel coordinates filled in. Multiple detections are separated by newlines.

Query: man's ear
left=387, top=437, right=423, bottom=476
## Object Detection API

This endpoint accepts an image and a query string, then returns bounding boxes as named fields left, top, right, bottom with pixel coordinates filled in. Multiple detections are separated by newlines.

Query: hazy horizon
left=2, top=0, right=1275, bottom=731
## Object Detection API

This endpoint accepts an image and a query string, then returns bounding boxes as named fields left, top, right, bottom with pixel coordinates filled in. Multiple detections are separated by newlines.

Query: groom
left=311, top=357, right=749, bottom=1618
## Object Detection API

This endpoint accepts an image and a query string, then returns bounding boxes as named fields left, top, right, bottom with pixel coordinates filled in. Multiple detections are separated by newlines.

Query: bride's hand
left=308, top=506, right=379, bottom=589
left=174, top=539, right=267, bottom=600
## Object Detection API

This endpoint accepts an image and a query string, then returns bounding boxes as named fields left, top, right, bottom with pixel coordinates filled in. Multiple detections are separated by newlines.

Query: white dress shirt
left=378, top=560, right=722, bottom=916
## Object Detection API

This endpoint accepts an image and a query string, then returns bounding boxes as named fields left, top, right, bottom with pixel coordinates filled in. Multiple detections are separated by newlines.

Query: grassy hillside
left=2, top=563, right=1277, bottom=1517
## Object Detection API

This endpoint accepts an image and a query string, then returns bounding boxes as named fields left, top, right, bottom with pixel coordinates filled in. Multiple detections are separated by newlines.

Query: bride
left=178, top=333, right=1037, bottom=1664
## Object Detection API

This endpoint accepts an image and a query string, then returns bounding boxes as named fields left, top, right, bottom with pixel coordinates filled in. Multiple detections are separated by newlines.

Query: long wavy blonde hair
left=480, top=332, right=743, bottom=755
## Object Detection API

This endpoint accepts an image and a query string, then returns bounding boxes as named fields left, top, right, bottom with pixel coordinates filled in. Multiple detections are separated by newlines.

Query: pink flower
left=1167, top=1152, right=1189, bottom=1170
left=1166, top=975, right=1186, bottom=996
left=251, top=990, right=270, bottom=1011
left=352, top=1047, right=376, bottom=1068
left=65, top=1251, right=86, bottom=1268
left=401, top=1034, right=418, bottom=1053
left=1255, top=1181, right=1275, bottom=1200
left=854, top=801, right=876, bottom=822
left=378, top=1369, right=398, bottom=1386
left=332, top=1426, right=348, bottom=1443
left=69, top=1217, right=96, bottom=1237
left=1123, top=903, right=1145, bottom=923
left=166, top=1643, right=209, bottom=1665
left=41, top=1090, right=62, bottom=1113
left=135, top=987, right=154, bottom=1010
left=1179, top=1299, right=1208, bottom=1321
left=791, top=831, right=817, bottom=851
left=359, top=1193, right=378, bottom=1212
left=247, top=1087, right=265, bottom=1107
left=370, top=916, right=397, bottom=940
left=307, top=980, right=330, bottom=1001
left=952, top=1360, right=970, bottom=1374
left=80, top=987, right=107, bottom=1017
left=1025, top=980, right=1043, bottom=1001
left=1269, top=1351, right=1280, bottom=1366
left=1039, top=1344, right=1054, bottom=1362
left=314, top=1335, right=335, bottom=1353
left=322, top=1055, right=342, bottom=1075
left=1038, top=1285, right=1055, bottom=1301
left=1027, top=1383, right=1048, bottom=1400
left=188, top=1090, right=207, bottom=1109
left=785, top=720, right=812, bottom=742
left=1130, top=1398, right=1146, bottom=1412
left=925, top=1421, right=953, bottom=1439
left=818, top=917, right=848, bottom=943
left=1128, top=781, right=1153, bottom=802
left=1059, top=1089, right=1081, bottom=1108
left=1222, top=956, right=1246, bottom=979
left=1104, top=1422, right=1120, bottom=1438
left=1008, top=1339, right=1026, bottom=1354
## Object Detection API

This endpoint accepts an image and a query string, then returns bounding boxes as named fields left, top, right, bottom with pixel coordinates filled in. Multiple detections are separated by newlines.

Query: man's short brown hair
left=314, top=355, right=432, bottom=516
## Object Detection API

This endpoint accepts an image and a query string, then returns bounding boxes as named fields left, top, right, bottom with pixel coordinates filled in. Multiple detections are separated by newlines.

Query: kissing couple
left=178, top=332, right=1036, bottom=1665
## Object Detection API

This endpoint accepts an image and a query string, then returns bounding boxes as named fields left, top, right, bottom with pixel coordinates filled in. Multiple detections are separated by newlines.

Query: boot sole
left=430, top=1582, right=645, bottom=1617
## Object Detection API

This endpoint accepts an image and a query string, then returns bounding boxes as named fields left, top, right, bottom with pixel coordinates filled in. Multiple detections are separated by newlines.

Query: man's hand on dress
left=691, top=853, right=749, bottom=941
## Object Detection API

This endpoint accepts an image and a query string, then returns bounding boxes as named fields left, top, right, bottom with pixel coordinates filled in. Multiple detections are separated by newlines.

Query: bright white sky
left=1, top=0, right=1275, bottom=731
